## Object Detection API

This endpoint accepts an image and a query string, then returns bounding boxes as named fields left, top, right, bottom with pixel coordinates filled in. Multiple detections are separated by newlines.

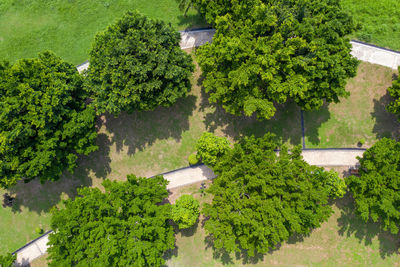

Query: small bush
left=358, top=138, right=366, bottom=146
left=323, top=170, right=347, bottom=199
left=196, top=132, right=230, bottom=167
left=188, top=153, right=199, bottom=165
left=172, top=195, right=200, bottom=229
left=35, top=227, right=43, bottom=235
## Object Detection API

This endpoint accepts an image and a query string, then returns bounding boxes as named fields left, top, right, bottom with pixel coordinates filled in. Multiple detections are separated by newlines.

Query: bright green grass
left=304, top=62, right=400, bottom=148
left=0, top=0, right=205, bottom=64
left=0, top=190, right=52, bottom=254
left=342, top=0, right=400, bottom=50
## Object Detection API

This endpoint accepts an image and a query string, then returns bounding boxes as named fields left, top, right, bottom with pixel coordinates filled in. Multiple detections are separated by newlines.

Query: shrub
left=321, top=170, right=347, bottom=199
left=172, top=195, right=200, bottom=229
left=358, top=138, right=366, bottom=146
left=188, top=153, right=199, bottom=165
left=196, top=132, right=230, bottom=167
left=35, top=227, right=43, bottom=235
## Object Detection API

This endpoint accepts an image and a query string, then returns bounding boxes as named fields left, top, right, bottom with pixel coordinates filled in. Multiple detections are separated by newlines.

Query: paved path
left=13, top=148, right=365, bottom=265
left=14, top=231, right=51, bottom=266
left=77, top=29, right=400, bottom=72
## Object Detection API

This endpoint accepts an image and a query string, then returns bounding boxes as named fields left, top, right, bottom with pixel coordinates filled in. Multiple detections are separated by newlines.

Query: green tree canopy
left=0, top=51, right=97, bottom=188
left=346, top=138, right=400, bottom=234
left=195, top=0, right=358, bottom=119
left=88, top=11, right=194, bottom=116
left=203, top=133, right=335, bottom=256
left=47, top=175, right=174, bottom=266
left=195, top=132, right=231, bottom=167
left=387, top=67, right=400, bottom=119
left=0, top=253, right=16, bottom=267
left=172, top=194, right=200, bottom=229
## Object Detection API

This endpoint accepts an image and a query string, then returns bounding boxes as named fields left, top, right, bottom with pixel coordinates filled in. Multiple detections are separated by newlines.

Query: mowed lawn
left=167, top=175, right=400, bottom=267
left=0, top=57, right=399, bottom=256
left=341, top=0, right=400, bottom=51
left=0, top=0, right=205, bottom=64
left=304, top=62, right=400, bottom=148
left=0, top=57, right=302, bottom=254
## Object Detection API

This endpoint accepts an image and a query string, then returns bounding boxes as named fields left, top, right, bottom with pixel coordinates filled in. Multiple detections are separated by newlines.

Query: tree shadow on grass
left=371, top=90, right=400, bottom=140
left=8, top=132, right=112, bottom=214
left=103, top=94, right=197, bottom=155
left=336, top=193, right=400, bottom=259
left=302, top=103, right=331, bottom=147
left=199, top=85, right=302, bottom=146
left=176, top=14, right=209, bottom=30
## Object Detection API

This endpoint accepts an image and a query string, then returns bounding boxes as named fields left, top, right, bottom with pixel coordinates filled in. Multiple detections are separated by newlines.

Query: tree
left=88, top=11, right=194, bottom=116
left=172, top=194, right=200, bottom=229
left=195, top=132, right=231, bottom=167
left=346, top=138, right=400, bottom=234
left=0, top=253, right=16, bottom=267
left=387, top=67, right=400, bottom=119
left=196, top=0, right=359, bottom=120
left=203, top=133, right=335, bottom=256
left=47, top=175, right=174, bottom=266
left=0, top=52, right=97, bottom=188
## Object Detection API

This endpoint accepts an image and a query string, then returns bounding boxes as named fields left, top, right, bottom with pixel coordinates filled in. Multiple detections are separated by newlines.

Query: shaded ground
left=166, top=168, right=400, bottom=267
left=2, top=58, right=400, bottom=256
left=304, top=62, right=400, bottom=148
left=0, top=0, right=206, bottom=64
left=0, top=54, right=301, bottom=254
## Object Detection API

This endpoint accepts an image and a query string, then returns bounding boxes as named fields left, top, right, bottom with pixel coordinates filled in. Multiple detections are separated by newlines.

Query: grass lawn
left=166, top=170, right=400, bottom=266
left=0, top=0, right=206, bottom=65
left=0, top=55, right=301, bottom=255
left=0, top=56, right=398, bottom=257
left=304, top=62, right=399, bottom=148
left=341, top=0, right=400, bottom=51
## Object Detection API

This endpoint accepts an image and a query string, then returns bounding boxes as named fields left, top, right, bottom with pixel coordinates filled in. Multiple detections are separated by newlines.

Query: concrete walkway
left=77, top=29, right=400, bottom=72
left=13, top=148, right=365, bottom=265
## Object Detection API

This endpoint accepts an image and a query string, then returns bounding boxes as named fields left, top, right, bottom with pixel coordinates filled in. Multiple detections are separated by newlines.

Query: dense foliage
left=47, top=175, right=174, bottom=266
left=346, top=138, right=400, bottom=234
left=88, top=11, right=194, bottom=116
left=203, top=133, right=335, bottom=255
left=195, top=132, right=230, bottom=166
left=0, top=51, right=97, bottom=188
left=172, top=194, right=200, bottom=229
left=387, top=67, right=400, bottom=119
left=319, top=169, right=347, bottom=199
left=0, top=253, right=16, bottom=267
left=194, top=0, right=359, bottom=119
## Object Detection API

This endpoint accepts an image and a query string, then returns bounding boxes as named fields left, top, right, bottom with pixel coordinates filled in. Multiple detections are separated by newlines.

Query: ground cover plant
left=0, top=0, right=205, bottom=65
left=195, top=0, right=359, bottom=119
left=88, top=11, right=194, bottom=115
left=341, top=0, right=400, bottom=51
left=0, top=51, right=98, bottom=188
left=48, top=175, right=174, bottom=266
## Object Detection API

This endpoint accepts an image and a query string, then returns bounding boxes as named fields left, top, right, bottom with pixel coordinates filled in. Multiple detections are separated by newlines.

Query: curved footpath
left=14, top=28, right=399, bottom=266
left=14, top=149, right=365, bottom=266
